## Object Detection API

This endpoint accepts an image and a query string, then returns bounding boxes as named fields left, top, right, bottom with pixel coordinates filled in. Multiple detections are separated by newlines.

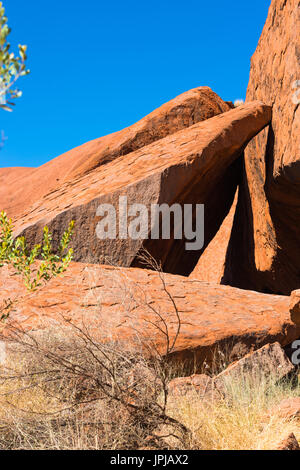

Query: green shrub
left=0, top=1, right=30, bottom=112
left=0, top=211, right=74, bottom=291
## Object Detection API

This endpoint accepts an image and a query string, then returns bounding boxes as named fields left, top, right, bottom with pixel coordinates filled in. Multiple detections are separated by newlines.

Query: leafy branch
left=0, top=211, right=74, bottom=291
left=0, top=1, right=30, bottom=112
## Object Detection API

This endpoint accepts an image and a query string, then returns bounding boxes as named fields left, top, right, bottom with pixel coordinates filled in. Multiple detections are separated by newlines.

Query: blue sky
left=1, top=0, right=270, bottom=168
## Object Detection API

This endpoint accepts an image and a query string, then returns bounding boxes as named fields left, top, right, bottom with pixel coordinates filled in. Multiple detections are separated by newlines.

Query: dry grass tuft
left=168, top=372, right=300, bottom=450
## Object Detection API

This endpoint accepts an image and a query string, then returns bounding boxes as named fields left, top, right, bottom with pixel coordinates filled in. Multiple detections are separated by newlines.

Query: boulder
left=168, top=374, right=221, bottom=401
left=0, top=87, right=231, bottom=220
left=223, top=0, right=300, bottom=294
left=12, top=102, right=271, bottom=275
left=1, top=262, right=300, bottom=370
left=290, top=290, right=300, bottom=325
left=214, top=343, right=295, bottom=394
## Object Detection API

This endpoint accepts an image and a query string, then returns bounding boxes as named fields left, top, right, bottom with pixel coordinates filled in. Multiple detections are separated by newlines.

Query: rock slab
left=1, top=262, right=300, bottom=370
left=224, top=0, right=300, bottom=295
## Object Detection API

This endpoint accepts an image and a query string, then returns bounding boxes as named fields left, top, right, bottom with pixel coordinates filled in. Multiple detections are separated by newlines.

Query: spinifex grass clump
left=0, top=211, right=74, bottom=292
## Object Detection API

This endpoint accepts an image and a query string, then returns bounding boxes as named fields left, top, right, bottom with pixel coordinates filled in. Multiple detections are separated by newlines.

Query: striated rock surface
left=224, top=0, right=300, bottom=295
left=11, top=102, right=271, bottom=275
left=1, top=262, right=300, bottom=369
left=0, top=87, right=231, bottom=221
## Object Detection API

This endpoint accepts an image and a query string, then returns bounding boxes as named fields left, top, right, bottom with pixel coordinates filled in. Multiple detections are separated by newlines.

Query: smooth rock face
left=0, top=167, right=32, bottom=188
left=1, top=262, right=300, bottom=369
left=214, top=343, right=295, bottom=394
left=11, top=102, right=271, bottom=275
left=223, top=0, right=300, bottom=295
left=0, top=87, right=231, bottom=221
left=190, top=193, right=237, bottom=282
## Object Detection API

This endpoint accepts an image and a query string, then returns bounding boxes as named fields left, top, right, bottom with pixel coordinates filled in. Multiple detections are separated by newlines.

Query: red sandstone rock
left=190, top=193, right=237, bottom=282
left=0, top=87, right=231, bottom=221
left=0, top=167, right=32, bottom=187
left=269, top=398, right=300, bottom=422
left=1, top=262, right=299, bottom=369
left=276, top=433, right=300, bottom=451
left=168, top=374, right=221, bottom=401
left=290, top=290, right=300, bottom=325
left=214, top=343, right=295, bottom=394
left=224, top=0, right=300, bottom=295
left=10, top=102, right=271, bottom=275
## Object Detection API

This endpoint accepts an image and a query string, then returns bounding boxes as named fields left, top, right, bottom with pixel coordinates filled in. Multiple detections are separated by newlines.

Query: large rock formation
left=223, top=0, right=300, bottom=295
left=11, top=102, right=271, bottom=275
left=0, top=87, right=231, bottom=220
left=1, top=262, right=300, bottom=369
left=0, top=167, right=33, bottom=188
